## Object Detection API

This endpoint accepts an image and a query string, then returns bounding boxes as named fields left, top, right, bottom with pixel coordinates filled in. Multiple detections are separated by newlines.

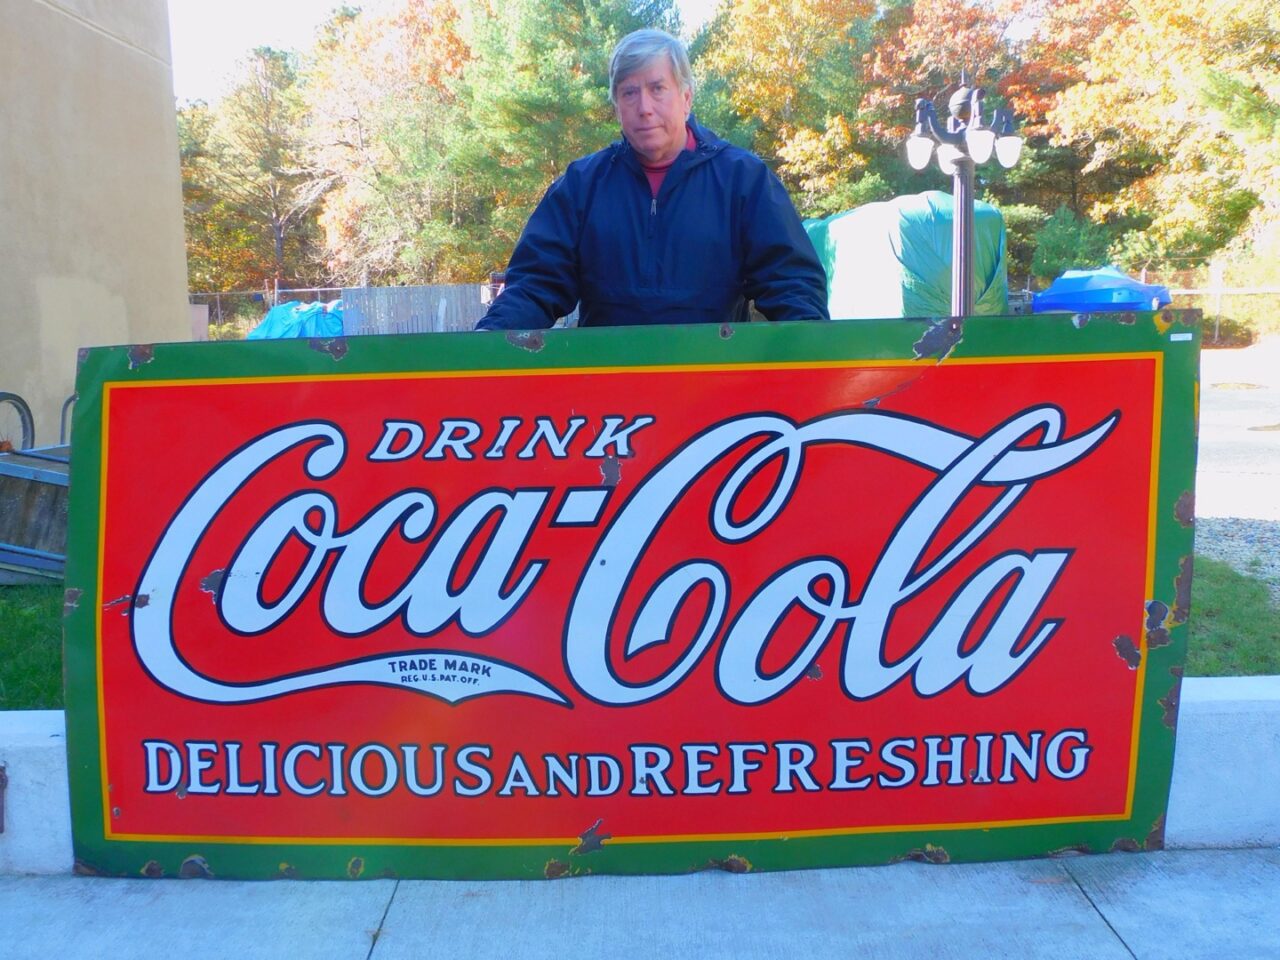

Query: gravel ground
left=1195, top=517, right=1280, bottom=606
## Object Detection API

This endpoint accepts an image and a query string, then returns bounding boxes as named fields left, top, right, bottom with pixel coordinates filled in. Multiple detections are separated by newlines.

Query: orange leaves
left=701, top=0, right=872, bottom=138
left=856, top=0, right=1019, bottom=146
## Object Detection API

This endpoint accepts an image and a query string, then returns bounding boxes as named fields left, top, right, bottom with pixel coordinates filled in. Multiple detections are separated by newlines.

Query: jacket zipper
left=648, top=196, right=657, bottom=285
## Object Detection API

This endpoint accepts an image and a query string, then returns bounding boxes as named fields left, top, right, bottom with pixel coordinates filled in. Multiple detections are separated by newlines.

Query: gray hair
left=608, top=29, right=695, bottom=106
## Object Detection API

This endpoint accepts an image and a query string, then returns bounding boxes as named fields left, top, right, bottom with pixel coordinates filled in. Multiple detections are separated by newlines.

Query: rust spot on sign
left=179, top=854, right=214, bottom=879
left=704, top=854, right=753, bottom=873
left=1145, top=599, right=1168, bottom=627
left=1146, top=814, right=1166, bottom=851
left=127, top=344, right=156, bottom=369
left=1109, top=837, right=1142, bottom=853
left=912, top=318, right=964, bottom=361
left=544, top=859, right=571, bottom=879
left=140, top=860, right=164, bottom=878
left=1159, top=667, right=1184, bottom=730
left=1144, top=600, right=1171, bottom=650
left=599, top=455, right=622, bottom=487
left=1113, top=635, right=1141, bottom=670
left=73, top=859, right=107, bottom=876
left=278, top=862, right=299, bottom=879
left=63, top=588, right=82, bottom=616
left=200, top=569, right=225, bottom=596
left=898, top=844, right=950, bottom=865
left=1174, top=491, right=1195, bottom=528
left=134, top=593, right=150, bottom=610
left=805, top=662, right=823, bottom=680
left=347, top=856, right=365, bottom=879
left=719, top=323, right=735, bottom=340
left=570, top=818, right=612, bottom=856
left=309, top=338, right=348, bottom=361
left=1172, top=555, right=1193, bottom=624
left=505, top=330, right=544, bottom=352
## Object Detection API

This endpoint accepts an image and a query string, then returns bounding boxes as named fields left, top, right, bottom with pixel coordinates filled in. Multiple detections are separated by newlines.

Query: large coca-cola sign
left=64, top=317, right=1199, bottom=878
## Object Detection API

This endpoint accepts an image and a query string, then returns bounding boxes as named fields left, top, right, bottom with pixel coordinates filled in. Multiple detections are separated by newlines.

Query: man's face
left=615, top=57, right=692, bottom=166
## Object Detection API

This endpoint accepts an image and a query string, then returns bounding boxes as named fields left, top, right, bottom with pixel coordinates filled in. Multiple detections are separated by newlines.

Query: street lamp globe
left=936, top=143, right=964, bottom=176
left=995, top=134, right=1023, bottom=168
left=906, top=134, right=935, bottom=170
left=965, top=125, right=996, bottom=164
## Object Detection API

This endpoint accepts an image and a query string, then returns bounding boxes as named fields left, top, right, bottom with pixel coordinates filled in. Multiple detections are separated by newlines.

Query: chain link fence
left=189, top=285, right=493, bottom=340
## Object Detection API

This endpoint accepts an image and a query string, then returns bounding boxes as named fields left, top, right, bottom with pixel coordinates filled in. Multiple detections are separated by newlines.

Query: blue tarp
left=1032, top=267, right=1171, bottom=313
left=247, top=299, right=344, bottom=339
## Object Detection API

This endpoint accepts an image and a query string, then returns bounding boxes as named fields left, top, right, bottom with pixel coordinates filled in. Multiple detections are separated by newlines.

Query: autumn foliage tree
left=1044, top=0, right=1277, bottom=267
left=303, top=0, right=474, bottom=284
left=196, top=48, right=325, bottom=286
left=697, top=0, right=878, bottom=215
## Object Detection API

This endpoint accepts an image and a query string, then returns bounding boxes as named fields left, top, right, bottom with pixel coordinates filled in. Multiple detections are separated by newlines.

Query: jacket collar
left=613, top=113, right=724, bottom=171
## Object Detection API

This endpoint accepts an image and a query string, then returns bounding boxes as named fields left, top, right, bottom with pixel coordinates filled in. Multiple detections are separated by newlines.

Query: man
left=476, top=29, right=829, bottom=330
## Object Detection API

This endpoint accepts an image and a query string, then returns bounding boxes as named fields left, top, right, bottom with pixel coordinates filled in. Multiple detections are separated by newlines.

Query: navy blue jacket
left=477, top=118, right=829, bottom=329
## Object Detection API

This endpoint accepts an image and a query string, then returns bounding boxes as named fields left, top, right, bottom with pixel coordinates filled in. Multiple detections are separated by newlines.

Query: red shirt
left=639, top=126, right=697, bottom=197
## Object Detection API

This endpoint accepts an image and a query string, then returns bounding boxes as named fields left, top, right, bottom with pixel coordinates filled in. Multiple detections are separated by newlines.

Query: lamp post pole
left=951, top=155, right=975, bottom=317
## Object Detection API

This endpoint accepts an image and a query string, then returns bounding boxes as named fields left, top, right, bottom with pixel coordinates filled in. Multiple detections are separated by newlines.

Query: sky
left=166, top=0, right=721, bottom=104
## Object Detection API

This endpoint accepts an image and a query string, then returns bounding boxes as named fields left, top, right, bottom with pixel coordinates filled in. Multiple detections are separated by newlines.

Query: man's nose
left=638, top=90, right=655, bottom=115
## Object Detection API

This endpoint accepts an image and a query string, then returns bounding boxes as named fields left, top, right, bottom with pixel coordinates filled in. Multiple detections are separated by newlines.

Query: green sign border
left=63, top=311, right=1200, bottom=880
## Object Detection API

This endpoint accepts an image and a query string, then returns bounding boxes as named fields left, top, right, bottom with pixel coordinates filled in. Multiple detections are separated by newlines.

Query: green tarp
left=804, top=190, right=1008, bottom=319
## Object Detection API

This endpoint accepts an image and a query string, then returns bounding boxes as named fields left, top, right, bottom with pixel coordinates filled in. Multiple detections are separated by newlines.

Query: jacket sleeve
left=475, top=174, right=581, bottom=331
left=739, top=167, right=830, bottom=323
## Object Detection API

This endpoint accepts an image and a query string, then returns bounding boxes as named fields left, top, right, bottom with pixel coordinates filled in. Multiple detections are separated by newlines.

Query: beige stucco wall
left=0, top=0, right=188, bottom=446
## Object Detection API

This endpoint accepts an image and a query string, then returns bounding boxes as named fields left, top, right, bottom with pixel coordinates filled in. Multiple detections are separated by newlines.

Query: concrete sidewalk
left=1198, top=338, right=1280, bottom=521
left=3, top=848, right=1278, bottom=959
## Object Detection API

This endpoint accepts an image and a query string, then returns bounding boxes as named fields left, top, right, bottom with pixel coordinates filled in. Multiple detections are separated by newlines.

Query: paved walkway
left=1197, top=338, right=1280, bottom=522
left=4, top=848, right=1279, bottom=959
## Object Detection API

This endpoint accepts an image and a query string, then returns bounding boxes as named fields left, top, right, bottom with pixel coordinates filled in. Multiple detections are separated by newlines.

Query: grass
left=1186, top=556, right=1280, bottom=676
left=0, top=584, right=64, bottom=710
left=0, top=557, right=1276, bottom=710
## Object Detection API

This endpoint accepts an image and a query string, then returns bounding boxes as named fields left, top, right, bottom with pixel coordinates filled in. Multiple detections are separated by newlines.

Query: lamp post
left=905, top=77, right=1023, bottom=317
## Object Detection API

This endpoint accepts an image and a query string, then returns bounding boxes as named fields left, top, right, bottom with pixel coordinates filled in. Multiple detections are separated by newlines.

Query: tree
left=202, top=48, right=326, bottom=285
left=1031, top=205, right=1113, bottom=280
left=990, top=201, right=1047, bottom=285
left=454, top=0, right=680, bottom=270
left=694, top=0, right=877, bottom=214
left=1046, top=0, right=1277, bottom=268
left=178, top=102, right=274, bottom=291
left=858, top=0, right=1018, bottom=145
left=305, top=0, right=475, bottom=283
